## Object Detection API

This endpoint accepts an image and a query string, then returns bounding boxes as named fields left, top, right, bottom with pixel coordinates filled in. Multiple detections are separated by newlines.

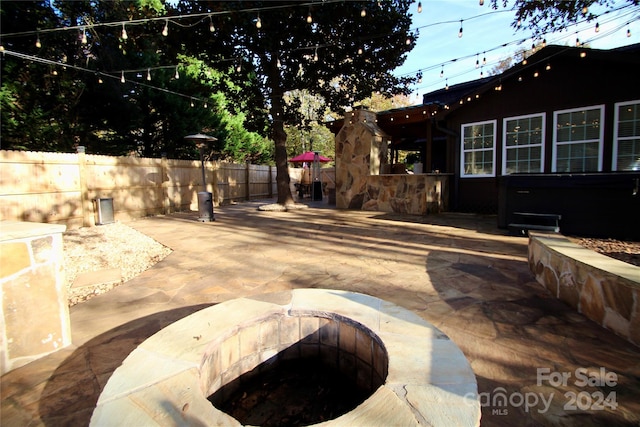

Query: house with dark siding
left=329, top=43, right=640, bottom=239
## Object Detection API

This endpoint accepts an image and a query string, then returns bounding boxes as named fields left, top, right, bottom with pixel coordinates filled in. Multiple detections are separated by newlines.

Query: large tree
left=491, top=0, right=639, bottom=35
left=0, top=0, right=271, bottom=160
left=173, top=0, right=417, bottom=206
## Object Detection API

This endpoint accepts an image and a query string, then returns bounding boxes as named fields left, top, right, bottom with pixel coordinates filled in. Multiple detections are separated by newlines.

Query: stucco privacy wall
left=0, top=221, right=70, bottom=374
left=528, top=233, right=640, bottom=346
left=335, top=109, right=450, bottom=215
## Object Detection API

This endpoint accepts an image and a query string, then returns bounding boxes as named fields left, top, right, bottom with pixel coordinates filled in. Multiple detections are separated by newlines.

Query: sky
left=394, top=0, right=640, bottom=104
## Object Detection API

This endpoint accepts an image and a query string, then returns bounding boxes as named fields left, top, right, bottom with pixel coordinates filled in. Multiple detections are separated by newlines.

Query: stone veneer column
left=0, top=221, right=71, bottom=374
left=335, top=109, right=390, bottom=209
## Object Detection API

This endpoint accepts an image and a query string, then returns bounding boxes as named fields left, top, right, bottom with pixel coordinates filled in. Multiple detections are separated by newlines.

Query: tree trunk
left=267, top=55, right=295, bottom=206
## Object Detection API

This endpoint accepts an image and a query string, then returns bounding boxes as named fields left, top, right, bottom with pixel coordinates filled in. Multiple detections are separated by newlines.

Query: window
left=613, top=100, right=640, bottom=171
left=461, top=120, right=496, bottom=178
left=553, top=105, right=604, bottom=172
left=503, top=113, right=545, bottom=174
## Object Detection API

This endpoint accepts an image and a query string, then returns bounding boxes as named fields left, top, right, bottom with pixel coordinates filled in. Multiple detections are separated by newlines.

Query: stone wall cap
left=0, top=220, right=66, bottom=242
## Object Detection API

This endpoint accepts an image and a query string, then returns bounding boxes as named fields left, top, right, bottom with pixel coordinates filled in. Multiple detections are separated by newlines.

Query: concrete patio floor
left=2, top=199, right=639, bottom=426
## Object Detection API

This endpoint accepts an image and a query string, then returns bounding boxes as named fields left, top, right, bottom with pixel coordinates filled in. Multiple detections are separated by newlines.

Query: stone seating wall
left=528, top=232, right=640, bottom=347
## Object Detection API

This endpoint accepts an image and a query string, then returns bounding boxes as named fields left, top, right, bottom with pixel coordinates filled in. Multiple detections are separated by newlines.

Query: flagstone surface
left=1, top=199, right=639, bottom=426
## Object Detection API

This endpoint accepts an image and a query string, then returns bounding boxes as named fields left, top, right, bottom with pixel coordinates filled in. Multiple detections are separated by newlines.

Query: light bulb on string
left=479, top=0, right=484, bottom=5
left=580, top=50, right=587, bottom=58
left=582, top=6, right=588, bottom=15
left=190, top=99, right=194, bottom=108
left=545, top=63, right=551, bottom=71
left=358, top=47, right=363, bottom=55
left=575, top=33, right=580, bottom=47
left=458, top=20, right=463, bottom=38
left=445, top=78, right=449, bottom=90
left=35, top=35, right=42, bottom=48
left=417, top=2, right=422, bottom=13
left=175, top=67, right=179, bottom=79
left=256, top=15, right=262, bottom=29
left=81, top=27, right=87, bottom=44
left=120, top=71, right=125, bottom=83
left=307, top=9, right=312, bottom=24
left=627, top=24, right=631, bottom=37
left=483, top=52, right=486, bottom=65
left=405, top=36, right=411, bottom=45
left=277, top=57, right=281, bottom=68
left=440, top=65, right=444, bottom=78
left=147, top=68, right=151, bottom=81
left=314, top=47, right=319, bottom=61
left=162, top=19, right=169, bottom=36
left=517, top=18, right=521, bottom=27
left=209, top=16, right=215, bottom=32
left=595, top=22, right=600, bottom=33
left=121, top=23, right=128, bottom=40
left=475, top=54, right=479, bottom=68
left=542, top=38, right=547, bottom=48
left=361, top=7, right=366, bottom=17
left=204, top=101, right=208, bottom=109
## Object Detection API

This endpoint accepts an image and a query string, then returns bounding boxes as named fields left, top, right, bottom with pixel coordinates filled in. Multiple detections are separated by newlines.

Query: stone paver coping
left=90, top=289, right=480, bottom=426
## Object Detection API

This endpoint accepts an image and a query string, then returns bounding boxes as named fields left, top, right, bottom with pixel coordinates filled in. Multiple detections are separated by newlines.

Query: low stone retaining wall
left=0, top=221, right=71, bottom=374
left=91, top=289, right=480, bottom=426
left=528, top=232, right=640, bottom=347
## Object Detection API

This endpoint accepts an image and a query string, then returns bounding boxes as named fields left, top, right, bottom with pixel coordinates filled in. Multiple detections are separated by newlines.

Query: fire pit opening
left=204, top=314, right=388, bottom=426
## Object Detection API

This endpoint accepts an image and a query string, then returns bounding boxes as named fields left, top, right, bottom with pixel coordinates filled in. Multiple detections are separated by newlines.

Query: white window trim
left=552, top=104, right=604, bottom=173
left=460, top=119, right=497, bottom=178
left=501, top=113, right=546, bottom=175
left=612, top=99, right=640, bottom=171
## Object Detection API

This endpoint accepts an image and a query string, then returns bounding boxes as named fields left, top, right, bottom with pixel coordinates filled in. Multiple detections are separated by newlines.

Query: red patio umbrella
left=288, top=151, right=332, bottom=163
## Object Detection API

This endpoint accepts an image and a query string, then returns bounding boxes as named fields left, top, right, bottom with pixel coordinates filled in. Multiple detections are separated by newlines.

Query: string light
left=445, top=78, right=449, bottom=90
left=458, top=20, right=463, bottom=38
left=174, top=66, right=179, bottom=79
left=440, top=65, right=444, bottom=78
left=479, top=0, right=484, bottom=5
left=162, top=19, right=169, bottom=36
left=121, top=23, right=128, bottom=40
left=475, top=53, right=479, bottom=68
left=147, top=68, right=151, bottom=81
left=209, top=16, right=215, bottom=32
left=81, top=27, right=87, bottom=44
left=361, top=7, right=366, bottom=17
left=627, top=24, right=631, bottom=37
left=405, top=36, right=411, bottom=45
left=545, top=63, right=551, bottom=71
left=595, top=22, right=600, bottom=32
left=35, top=35, right=41, bottom=48
left=483, top=52, right=486, bottom=65
left=306, top=9, right=312, bottom=24
left=256, top=15, right=262, bottom=29
left=314, top=47, right=319, bottom=61
left=358, top=46, right=363, bottom=55
left=417, top=2, right=422, bottom=13
left=120, top=71, right=125, bottom=83
left=575, top=32, right=580, bottom=46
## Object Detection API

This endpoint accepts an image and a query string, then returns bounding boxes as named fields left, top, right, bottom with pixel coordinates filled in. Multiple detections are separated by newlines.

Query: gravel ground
left=62, top=221, right=639, bottom=307
left=63, top=221, right=172, bottom=306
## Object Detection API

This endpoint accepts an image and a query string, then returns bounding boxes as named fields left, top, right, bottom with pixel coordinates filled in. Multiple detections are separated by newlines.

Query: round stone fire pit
left=90, top=289, right=480, bottom=426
